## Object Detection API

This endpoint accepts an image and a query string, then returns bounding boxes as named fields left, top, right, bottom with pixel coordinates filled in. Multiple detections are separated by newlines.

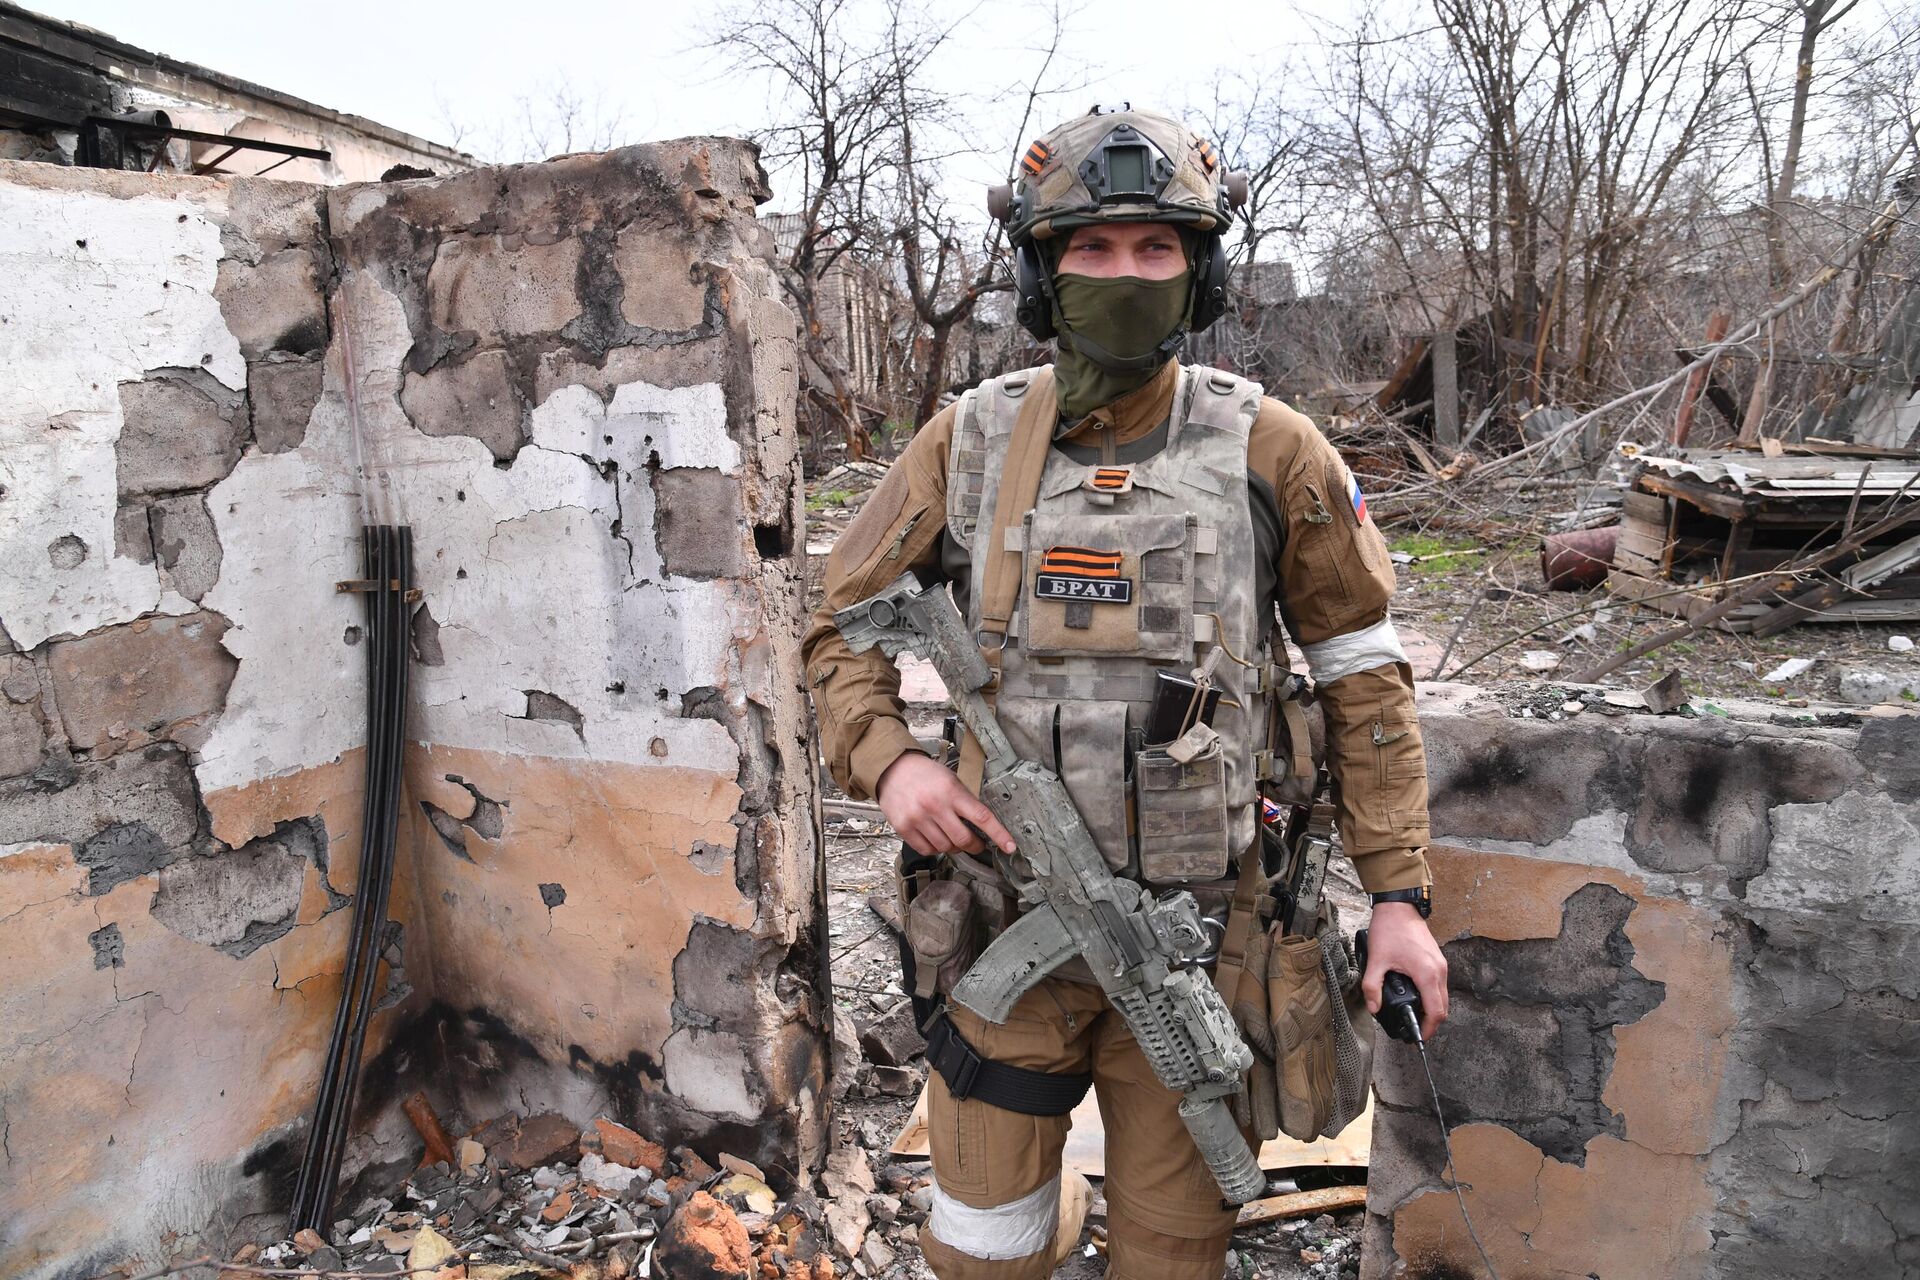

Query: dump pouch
left=1264, top=912, right=1373, bottom=1141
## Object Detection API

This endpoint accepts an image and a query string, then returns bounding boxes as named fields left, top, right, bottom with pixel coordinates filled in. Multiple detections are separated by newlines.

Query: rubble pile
left=238, top=1111, right=945, bottom=1279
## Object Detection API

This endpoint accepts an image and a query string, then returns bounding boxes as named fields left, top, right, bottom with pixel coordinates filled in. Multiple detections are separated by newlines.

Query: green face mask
left=1051, top=270, right=1192, bottom=421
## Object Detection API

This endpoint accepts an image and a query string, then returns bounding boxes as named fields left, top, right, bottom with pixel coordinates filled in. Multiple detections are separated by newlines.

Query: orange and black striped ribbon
left=1091, top=467, right=1130, bottom=491
left=1022, top=141, right=1052, bottom=176
left=1193, top=136, right=1218, bottom=173
left=1041, top=546, right=1123, bottom=578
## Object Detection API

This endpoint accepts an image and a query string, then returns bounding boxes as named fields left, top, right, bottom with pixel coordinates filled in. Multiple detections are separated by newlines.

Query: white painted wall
left=0, top=180, right=243, bottom=649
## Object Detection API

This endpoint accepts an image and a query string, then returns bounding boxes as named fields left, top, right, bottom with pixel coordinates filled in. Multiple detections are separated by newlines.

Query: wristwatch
left=1369, top=885, right=1433, bottom=919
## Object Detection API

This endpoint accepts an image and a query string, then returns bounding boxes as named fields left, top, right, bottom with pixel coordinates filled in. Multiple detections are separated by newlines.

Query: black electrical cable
left=290, top=527, right=383, bottom=1228
left=314, top=527, right=411, bottom=1223
left=290, top=526, right=412, bottom=1234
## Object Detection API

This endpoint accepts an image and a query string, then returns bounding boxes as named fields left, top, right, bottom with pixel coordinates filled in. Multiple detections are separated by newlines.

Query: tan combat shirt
left=803, top=360, right=1433, bottom=893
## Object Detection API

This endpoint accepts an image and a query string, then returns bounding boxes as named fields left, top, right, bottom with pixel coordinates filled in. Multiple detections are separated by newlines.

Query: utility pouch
left=1133, top=723, right=1232, bottom=883
left=1263, top=911, right=1374, bottom=1142
left=904, top=879, right=980, bottom=1003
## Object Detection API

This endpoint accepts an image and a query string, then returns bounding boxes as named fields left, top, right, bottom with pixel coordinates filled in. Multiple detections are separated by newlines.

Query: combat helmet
left=988, top=104, right=1250, bottom=357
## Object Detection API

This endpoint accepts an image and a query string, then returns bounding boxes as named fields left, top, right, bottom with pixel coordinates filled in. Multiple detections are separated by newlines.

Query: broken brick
left=674, top=1146, right=719, bottom=1182
left=583, top=1117, right=667, bottom=1175
left=487, top=1112, right=581, bottom=1170
left=541, top=1190, right=574, bottom=1223
left=653, top=1191, right=753, bottom=1280
left=856, top=1001, right=924, bottom=1068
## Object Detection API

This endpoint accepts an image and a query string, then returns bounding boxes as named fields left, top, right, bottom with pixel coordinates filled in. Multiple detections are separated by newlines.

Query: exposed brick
left=47, top=613, right=237, bottom=752
left=654, top=469, right=745, bottom=579
left=0, top=744, right=200, bottom=856
left=428, top=236, right=583, bottom=337
left=215, top=246, right=327, bottom=359
left=115, top=371, right=249, bottom=499
left=613, top=227, right=707, bottom=331
left=0, top=691, right=46, bottom=779
left=399, top=348, right=526, bottom=462
left=149, top=495, right=223, bottom=602
left=249, top=358, right=324, bottom=454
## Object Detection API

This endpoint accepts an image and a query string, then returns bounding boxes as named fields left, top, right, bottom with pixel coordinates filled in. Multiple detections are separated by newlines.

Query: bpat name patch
left=1035, top=574, right=1133, bottom=603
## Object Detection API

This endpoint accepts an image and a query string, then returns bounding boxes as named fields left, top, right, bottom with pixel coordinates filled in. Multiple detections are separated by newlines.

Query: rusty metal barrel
left=1540, top=527, right=1619, bottom=590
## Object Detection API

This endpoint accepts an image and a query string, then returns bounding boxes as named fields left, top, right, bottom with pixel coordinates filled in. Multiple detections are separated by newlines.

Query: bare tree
left=886, top=0, right=1085, bottom=425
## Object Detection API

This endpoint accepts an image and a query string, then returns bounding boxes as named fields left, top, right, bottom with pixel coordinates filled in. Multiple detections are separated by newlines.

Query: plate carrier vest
left=947, top=363, right=1276, bottom=885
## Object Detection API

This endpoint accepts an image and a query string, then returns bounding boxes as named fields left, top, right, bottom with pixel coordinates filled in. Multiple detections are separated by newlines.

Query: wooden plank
left=1617, top=527, right=1670, bottom=560
left=1637, top=471, right=1758, bottom=521
left=1842, top=531, right=1920, bottom=589
left=1235, top=1185, right=1370, bottom=1228
left=1376, top=339, right=1428, bottom=410
left=1622, top=490, right=1669, bottom=523
left=1808, top=598, right=1920, bottom=621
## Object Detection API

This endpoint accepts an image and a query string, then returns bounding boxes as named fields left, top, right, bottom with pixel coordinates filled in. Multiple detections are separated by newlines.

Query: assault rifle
left=834, top=576, right=1267, bottom=1204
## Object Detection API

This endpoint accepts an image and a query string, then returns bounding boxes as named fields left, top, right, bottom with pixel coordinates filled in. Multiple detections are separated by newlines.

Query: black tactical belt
left=923, top=1014, right=1093, bottom=1116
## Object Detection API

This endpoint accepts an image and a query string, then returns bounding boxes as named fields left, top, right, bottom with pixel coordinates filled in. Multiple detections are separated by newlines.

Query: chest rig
left=948, top=364, right=1270, bottom=884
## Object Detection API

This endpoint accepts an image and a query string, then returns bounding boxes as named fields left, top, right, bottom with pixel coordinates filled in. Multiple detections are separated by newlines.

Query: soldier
left=803, top=105, right=1448, bottom=1279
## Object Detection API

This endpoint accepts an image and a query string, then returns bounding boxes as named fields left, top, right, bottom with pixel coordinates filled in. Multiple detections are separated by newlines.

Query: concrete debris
left=1891, top=635, right=1915, bottom=652
left=579, top=1153, right=647, bottom=1195
left=1838, top=668, right=1920, bottom=705
left=232, top=1107, right=919, bottom=1277
left=1520, top=649, right=1562, bottom=672
left=855, top=1001, right=924, bottom=1068
left=1762, top=656, right=1817, bottom=683
left=1641, top=669, right=1689, bottom=715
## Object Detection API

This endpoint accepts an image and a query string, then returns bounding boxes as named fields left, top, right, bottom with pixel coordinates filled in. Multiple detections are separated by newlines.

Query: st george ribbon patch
left=1036, top=545, right=1133, bottom=603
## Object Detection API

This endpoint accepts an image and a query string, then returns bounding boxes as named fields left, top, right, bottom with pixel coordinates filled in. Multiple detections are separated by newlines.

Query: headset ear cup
left=1191, top=234, right=1230, bottom=334
left=1014, top=243, right=1057, bottom=342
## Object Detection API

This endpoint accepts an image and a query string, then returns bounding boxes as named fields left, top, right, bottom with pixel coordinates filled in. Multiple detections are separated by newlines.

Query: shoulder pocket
left=1288, top=460, right=1355, bottom=622
left=831, top=464, right=911, bottom=575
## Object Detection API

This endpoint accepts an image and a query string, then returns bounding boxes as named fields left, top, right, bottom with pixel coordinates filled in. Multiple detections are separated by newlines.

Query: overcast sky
left=38, top=0, right=1350, bottom=207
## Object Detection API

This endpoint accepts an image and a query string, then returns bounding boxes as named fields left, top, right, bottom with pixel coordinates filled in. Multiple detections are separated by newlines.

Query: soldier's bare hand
left=1362, top=902, right=1449, bottom=1041
left=874, top=752, right=1017, bottom=857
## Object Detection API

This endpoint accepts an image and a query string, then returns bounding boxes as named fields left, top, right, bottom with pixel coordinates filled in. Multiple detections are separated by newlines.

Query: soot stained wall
left=1363, top=683, right=1918, bottom=1279
left=0, top=140, right=820, bottom=1280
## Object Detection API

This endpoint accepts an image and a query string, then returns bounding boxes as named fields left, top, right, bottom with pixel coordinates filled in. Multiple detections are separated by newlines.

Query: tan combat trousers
left=918, top=978, right=1248, bottom=1280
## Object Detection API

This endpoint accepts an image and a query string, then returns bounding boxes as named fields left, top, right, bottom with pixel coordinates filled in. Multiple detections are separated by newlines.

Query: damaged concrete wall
left=1363, top=684, right=1919, bottom=1278
left=0, top=140, right=819, bottom=1280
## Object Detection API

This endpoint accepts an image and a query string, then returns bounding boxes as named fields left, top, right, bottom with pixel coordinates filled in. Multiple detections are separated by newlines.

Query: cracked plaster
left=1, top=140, right=818, bottom=1278
left=0, top=177, right=244, bottom=649
left=1367, top=695, right=1918, bottom=1279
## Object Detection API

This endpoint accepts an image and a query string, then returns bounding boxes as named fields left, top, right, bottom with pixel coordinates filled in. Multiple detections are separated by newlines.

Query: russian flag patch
left=1348, top=471, right=1369, bottom=524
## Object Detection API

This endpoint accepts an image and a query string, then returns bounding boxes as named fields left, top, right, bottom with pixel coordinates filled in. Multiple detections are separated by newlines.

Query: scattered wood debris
left=1608, top=442, right=1920, bottom=632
